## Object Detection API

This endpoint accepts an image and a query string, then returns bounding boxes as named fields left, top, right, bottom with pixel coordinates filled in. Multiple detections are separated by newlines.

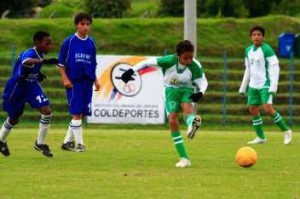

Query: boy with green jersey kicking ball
left=239, top=25, right=292, bottom=145
left=121, top=40, right=208, bottom=168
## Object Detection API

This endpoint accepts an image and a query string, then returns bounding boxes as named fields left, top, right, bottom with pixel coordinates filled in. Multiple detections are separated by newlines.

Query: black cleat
left=34, top=141, right=53, bottom=157
left=187, top=115, right=202, bottom=139
left=0, top=140, right=10, bottom=156
left=61, top=141, right=75, bottom=151
left=76, top=144, right=85, bottom=152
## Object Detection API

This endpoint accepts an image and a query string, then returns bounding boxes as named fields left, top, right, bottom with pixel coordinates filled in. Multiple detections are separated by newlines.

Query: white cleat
left=175, top=158, right=191, bottom=168
left=283, top=130, right=292, bottom=145
left=187, top=115, right=202, bottom=139
left=247, top=137, right=266, bottom=144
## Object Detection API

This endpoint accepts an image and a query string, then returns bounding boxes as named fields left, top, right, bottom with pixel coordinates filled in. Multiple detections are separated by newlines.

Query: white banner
left=87, top=55, right=166, bottom=124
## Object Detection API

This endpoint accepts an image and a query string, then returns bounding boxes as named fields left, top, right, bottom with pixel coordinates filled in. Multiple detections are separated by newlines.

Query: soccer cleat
left=187, top=115, right=202, bottom=139
left=34, top=141, right=53, bottom=157
left=175, top=158, right=191, bottom=168
left=0, top=140, right=10, bottom=156
left=76, top=144, right=85, bottom=152
left=61, top=141, right=75, bottom=151
left=283, top=130, right=292, bottom=145
left=247, top=137, right=266, bottom=144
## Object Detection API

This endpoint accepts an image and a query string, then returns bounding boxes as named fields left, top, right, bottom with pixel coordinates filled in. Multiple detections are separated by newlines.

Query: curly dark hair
left=176, top=40, right=194, bottom=56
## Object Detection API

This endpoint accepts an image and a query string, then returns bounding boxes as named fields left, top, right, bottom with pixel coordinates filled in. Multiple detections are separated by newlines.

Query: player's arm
left=239, top=57, right=250, bottom=94
left=121, top=58, right=158, bottom=83
left=22, top=58, right=43, bottom=67
left=189, top=60, right=208, bottom=102
left=266, top=55, right=279, bottom=94
left=57, top=66, right=73, bottom=88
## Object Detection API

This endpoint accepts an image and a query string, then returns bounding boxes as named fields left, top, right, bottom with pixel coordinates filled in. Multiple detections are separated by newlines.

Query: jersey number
left=36, top=95, right=48, bottom=103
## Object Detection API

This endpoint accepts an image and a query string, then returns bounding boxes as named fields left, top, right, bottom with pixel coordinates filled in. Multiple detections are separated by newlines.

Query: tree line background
left=1, top=0, right=299, bottom=19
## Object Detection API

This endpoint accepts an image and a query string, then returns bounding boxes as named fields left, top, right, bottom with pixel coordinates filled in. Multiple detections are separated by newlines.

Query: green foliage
left=0, top=16, right=300, bottom=58
left=158, top=0, right=184, bottom=17
left=85, top=0, right=131, bottom=18
left=0, top=0, right=38, bottom=18
left=37, top=0, right=84, bottom=18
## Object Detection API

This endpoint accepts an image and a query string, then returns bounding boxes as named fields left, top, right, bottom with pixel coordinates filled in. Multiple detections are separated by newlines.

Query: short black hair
left=33, top=31, right=50, bottom=43
left=176, top=40, right=194, bottom=56
left=74, top=12, right=92, bottom=25
left=250, top=25, right=265, bottom=37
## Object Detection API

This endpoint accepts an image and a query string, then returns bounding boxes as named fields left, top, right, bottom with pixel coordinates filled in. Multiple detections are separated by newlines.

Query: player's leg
left=166, top=87, right=190, bottom=167
left=261, top=92, right=292, bottom=145
left=0, top=98, right=24, bottom=156
left=247, top=87, right=266, bottom=144
left=182, top=104, right=201, bottom=139
left=65, top=81, right=85, bottom=152
left=29, top=83, right=53, bottom=157
left=181, top=88, right=201, bottom=139
left=71, top=114, right=84, bottom=152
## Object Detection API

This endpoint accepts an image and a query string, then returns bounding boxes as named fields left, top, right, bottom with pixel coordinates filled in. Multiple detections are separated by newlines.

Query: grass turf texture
left=0, top=128, right=299, bottom=198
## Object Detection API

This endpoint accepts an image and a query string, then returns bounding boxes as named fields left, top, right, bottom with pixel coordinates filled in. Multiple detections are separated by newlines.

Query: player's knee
left=39, top=106, right=52, bottom=115
left=249, top=106, right=259, bottom=115
left=8, top=117, right=19, bottom=126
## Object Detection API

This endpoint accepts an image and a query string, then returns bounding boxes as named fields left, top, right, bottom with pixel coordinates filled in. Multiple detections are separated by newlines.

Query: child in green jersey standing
left=239, top=25, right=292, bottom=145
left=121, top=40, right=208, bottom=168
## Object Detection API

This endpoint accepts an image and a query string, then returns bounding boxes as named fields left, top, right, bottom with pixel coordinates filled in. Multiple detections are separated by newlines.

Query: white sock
left=37, top=114, right=51, bottom=145
left=63, top=125, right=74, bottom=143
left=70, top=119, right=84, bottom=145
left=0, top=118, right=13, bottom=142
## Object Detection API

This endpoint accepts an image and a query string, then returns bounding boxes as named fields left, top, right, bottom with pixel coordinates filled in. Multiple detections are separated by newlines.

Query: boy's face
left=36, top=36, right=52, bottom=54
left=76, top=19, right=91, bottom=36
left=178, top=51, right=194, bottom=65
left=251, top=30, right=264, bottom=47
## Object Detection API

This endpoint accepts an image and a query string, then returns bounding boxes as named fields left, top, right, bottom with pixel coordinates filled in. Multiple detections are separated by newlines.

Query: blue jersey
left=58, top=34, right=97, bottom=81
left=2, top=47, right=49, bottom=119
left=2, top=47, right=44, bottom=100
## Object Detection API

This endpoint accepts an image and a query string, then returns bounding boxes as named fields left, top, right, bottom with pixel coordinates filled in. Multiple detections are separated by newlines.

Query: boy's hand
left=62, top=77, right=73, bottom=88
left=43, top=58, right=59, bottom=65
left=121, top=69, right=135, bottom=83
left=37, top=72, right=47, bottom=82
left=94, top=79, right=100, bottom=91
left=189, top=92, right=203, bottom=102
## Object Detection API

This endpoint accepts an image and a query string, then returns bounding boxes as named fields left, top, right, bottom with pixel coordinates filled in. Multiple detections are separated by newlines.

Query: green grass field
left=0, top=127, right=299, bottom=198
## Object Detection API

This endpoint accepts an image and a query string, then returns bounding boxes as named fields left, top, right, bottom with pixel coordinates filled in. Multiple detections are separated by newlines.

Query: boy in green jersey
left=239, top=25, right=292, bottom=145
left=121, top=40, right=208, bottom=168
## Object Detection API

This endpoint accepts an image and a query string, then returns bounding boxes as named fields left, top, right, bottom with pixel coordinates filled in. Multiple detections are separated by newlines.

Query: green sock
left=252, top=115, right=265, bottom=139
left=185, top=114, right=195, bottom=127
left=171, top=131, right=188, bottom=159
left=271, top=112, right=290, bottom=131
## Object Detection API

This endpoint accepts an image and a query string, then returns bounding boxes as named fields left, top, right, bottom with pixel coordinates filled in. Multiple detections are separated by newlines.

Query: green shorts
left=247, top=87, right=273, bottom=106
left=165, top=87, right=194, bottom=114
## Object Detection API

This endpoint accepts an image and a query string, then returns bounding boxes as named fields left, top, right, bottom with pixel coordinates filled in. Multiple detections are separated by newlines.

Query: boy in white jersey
left=239, top=25, right=292, bottom=145
left=121, top=40, right=208, bottom=168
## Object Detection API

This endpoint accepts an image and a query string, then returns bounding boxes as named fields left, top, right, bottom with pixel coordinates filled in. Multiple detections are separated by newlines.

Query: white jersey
left=239, top=43, right=280, bottom=93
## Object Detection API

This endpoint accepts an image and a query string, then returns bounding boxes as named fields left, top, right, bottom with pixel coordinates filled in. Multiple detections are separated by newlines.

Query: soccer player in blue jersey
left=0, top=31, right=58, bottom=157
left=58, top=12, right=100, bottom=152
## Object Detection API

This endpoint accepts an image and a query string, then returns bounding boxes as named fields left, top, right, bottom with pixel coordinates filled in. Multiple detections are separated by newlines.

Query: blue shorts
left=66, top=79, right=93, bottom=116
left=2, top=81, right=50, bottom=119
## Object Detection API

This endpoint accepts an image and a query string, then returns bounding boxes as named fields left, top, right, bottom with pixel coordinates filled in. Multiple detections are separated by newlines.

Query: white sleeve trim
left=22, top=58, right=35, bottom=68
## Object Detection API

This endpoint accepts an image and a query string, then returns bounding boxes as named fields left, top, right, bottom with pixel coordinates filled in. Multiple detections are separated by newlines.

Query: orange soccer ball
left=235, top=147, right=257, bottom=168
